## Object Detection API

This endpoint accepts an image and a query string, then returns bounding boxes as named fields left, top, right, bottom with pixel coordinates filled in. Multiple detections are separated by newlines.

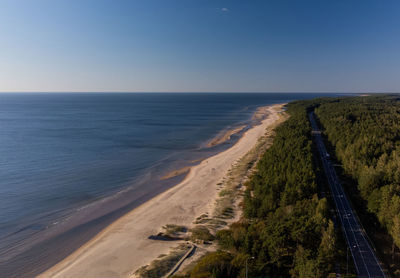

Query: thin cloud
left=221, top=7, right=229, bottom=12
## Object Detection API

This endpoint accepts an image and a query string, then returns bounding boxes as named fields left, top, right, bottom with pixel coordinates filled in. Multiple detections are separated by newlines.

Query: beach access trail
left=39, top=103, right=285, bottom=278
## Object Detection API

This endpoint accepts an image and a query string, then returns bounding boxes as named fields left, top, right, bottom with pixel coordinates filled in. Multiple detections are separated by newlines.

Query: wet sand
left=160, top=166, right=191, bottom=180
left=38, top=103, right=285, bottom=278
left=206, top=125, right=246, bottom=147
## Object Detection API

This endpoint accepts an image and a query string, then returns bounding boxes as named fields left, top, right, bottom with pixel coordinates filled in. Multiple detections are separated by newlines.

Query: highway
left=309, top=112, right=386, bottom=278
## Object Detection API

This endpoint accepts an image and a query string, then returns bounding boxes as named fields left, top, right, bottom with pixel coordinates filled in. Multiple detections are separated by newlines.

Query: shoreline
left=38, top=103, right=286, bottom=278
left=205, top=125, right=247, bottom=148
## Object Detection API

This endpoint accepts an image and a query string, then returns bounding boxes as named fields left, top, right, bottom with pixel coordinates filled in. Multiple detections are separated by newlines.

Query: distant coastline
left=38, top=103, right=286, bottom=278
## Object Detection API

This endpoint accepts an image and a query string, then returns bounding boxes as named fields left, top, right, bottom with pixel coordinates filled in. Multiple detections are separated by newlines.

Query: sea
left=0, top=92, right=344, bottom=277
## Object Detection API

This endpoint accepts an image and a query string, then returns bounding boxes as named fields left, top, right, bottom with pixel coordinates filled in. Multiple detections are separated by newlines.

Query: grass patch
left=194, top=214, right=209, bottom=224
left=218, top=188, right=233, bottom=197
left=163, top=224, right=186, bottom=236
left=194, top=218, right=211, bottom=224
left=208, top=219, right=227, bottom=226
left=214, top=197, right=235, bottom=219
left=190, top=226, right=215, bottom=242
left=135, top=244, right=191, bottom=278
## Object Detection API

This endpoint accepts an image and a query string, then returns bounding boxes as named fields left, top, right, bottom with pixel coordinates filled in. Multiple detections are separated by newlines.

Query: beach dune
left=39, top=103, right=285, bottom=278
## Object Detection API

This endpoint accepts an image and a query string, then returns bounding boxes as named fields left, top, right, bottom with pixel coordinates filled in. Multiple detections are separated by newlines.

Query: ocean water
left=0, top=92, right=342, bottom=276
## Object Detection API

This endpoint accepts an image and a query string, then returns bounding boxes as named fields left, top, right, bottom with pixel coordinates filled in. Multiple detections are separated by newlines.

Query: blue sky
left=0, top=0, right=400, bottom=92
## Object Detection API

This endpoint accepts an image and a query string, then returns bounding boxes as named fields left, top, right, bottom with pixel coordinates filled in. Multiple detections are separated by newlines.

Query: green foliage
left=314, top=95, right=400, bottom=248
left=391, top=215, right=400, bottom=249
left=290, top=245, right=319, bottom=278
left=163, top=224, right=186, bottom=235
left=136, top=244, right=191, bottom=278
left=317, top=220, right=336, bottom=272
left=190, top=226, right=215, bottom=242
left=216, top=229, right=234, bottom=250
left=189, top=101, right=337, bottom=277
left=190, top=251, right=237, bottom=278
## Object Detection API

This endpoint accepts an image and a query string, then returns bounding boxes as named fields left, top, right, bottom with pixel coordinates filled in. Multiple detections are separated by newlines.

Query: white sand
left=38, top=104, right=285, bottom=278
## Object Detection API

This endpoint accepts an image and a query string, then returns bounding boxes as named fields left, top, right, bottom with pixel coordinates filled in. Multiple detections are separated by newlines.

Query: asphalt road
left=309, top=112, right=385, bottom=278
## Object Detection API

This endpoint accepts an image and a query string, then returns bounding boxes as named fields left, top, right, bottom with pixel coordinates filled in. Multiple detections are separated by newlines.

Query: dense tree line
left=178, top=101, right=337, bottom=277
left=314, top=95, right=400, bottom=252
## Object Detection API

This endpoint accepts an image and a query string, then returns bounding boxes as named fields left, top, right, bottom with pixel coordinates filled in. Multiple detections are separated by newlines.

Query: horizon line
left=0, top=91, right=395, bottom=94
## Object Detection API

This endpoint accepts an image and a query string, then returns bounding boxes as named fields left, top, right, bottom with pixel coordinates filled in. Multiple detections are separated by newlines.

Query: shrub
left=190, top=251, right=237, bottom=278
left=190, top=226, right=214, bottom=242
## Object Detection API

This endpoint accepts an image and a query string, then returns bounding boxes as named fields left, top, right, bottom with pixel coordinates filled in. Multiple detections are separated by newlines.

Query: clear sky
left=1, top=0, right=400, bottom=92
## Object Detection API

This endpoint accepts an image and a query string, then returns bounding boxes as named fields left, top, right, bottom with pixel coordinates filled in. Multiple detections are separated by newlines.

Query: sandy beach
left=38, top=103, right=285, bottom=278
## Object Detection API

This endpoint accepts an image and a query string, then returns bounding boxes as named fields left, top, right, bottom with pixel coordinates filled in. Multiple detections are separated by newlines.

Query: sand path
left=38, top=104, right=284, bottom=278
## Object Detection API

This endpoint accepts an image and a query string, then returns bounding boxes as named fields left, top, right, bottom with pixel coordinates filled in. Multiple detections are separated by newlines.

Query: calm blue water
left=0, top=92, right=343, bottom=276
